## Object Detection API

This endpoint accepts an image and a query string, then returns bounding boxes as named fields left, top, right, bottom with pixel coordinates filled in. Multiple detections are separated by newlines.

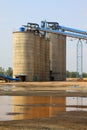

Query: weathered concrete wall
left=48, top=33, right=66, bottom=81
left=13, top=31, right=66, bottom=81
left=13, top=31, right=50, bottom=81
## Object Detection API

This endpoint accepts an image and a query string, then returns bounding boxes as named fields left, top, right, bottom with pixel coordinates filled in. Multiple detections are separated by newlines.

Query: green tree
left=66, top=71, right=70, bottom=78
left=83, top=72, right=87, bottom=78
left=5, top=67, right=13, bottom=77
left=0, top=67, right=5, bottom=74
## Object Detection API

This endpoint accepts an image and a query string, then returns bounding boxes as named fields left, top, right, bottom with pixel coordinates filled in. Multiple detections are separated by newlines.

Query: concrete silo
left=48, top=33, right=66, bottom=81
left=13, top=31, right=50, bottom=81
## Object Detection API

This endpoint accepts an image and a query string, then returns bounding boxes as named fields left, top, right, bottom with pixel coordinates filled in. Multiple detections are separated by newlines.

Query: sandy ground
left=0, top=81, right=87, bottom=130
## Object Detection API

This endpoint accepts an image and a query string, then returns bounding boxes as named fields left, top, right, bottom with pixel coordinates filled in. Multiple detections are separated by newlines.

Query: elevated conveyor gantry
left=40, top=21, right=87, bottom=79
left=23, top=21, right=87, bottom=79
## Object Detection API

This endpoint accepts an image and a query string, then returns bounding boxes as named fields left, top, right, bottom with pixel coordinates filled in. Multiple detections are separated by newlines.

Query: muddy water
left=0, top=95, right=87, bottom=121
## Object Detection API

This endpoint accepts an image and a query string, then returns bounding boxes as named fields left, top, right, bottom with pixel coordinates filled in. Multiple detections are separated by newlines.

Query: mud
left=0, top=81, right=87, bottom=130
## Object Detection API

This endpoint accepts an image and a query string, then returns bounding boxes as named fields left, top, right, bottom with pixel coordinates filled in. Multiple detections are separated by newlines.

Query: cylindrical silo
left=48, top=33, right=66, bottom=81
left=13, top=31, right=50, bottom=81
left=13, top=31, right=35, bottom=81
left=40, top=37, right=50, bottom=81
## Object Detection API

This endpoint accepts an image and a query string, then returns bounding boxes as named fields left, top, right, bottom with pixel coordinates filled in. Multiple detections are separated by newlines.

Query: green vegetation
left=0, top=67, right=87, bottom=78
left=0, top=67, right=13, bottom=77
left=66, top=71, right=87, bottom=78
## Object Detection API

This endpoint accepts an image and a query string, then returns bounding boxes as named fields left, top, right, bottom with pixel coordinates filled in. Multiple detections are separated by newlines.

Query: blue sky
left=0, top=0, right=87, bottom=72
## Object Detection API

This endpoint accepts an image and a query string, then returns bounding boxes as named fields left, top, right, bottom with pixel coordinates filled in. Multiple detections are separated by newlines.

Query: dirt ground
left=0, top=80, right=87, bottom=130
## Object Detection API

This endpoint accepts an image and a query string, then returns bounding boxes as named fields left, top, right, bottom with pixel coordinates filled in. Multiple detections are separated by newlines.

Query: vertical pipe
left=81, top=40, right=83, bottom=78
left=76, top=42, right=78, bottom=79
left=76, top=39, right=83, bottom=79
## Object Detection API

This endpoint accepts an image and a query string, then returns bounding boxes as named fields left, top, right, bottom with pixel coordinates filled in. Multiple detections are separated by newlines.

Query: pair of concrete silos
left=13, top=30, right=66, bottom=81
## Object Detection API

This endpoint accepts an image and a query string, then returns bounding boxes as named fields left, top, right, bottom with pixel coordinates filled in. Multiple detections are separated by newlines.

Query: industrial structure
left=48, top=33, right=66, bottom=81
left=13, top=21, right=87, bottom=81
left=13, top=31, right=50, bottom=81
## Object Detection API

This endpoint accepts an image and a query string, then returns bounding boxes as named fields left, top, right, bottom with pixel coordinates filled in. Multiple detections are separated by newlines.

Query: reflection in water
left=0, top=96, right=87, bottom=121
left=66, top=97, right=87, bottom=111
left=12, top=96, right=65, bottom=120
left=0, top=96, right=12, bottom=121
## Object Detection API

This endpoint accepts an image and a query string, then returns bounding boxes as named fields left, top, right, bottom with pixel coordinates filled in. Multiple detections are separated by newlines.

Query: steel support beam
left=76, top=39, right=83, bottom=78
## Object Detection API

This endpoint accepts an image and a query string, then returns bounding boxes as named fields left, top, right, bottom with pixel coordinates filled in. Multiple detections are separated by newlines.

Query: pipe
left=27, top=23, right=39, bottom=26
left=40, top=28, right=87, bottom=40
left=58, top=25, right=87, bottom=35
left=41, top=20, right=87, bottom=35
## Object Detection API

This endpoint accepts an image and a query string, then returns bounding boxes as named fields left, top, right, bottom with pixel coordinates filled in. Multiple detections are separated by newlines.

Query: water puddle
left=70, top=85, right=80, bottom=88
left=0, top=95, right=87, bottom=121
left=66, top=97, right=87, bottom=111
left=0, top=85, right=87, bottom=93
